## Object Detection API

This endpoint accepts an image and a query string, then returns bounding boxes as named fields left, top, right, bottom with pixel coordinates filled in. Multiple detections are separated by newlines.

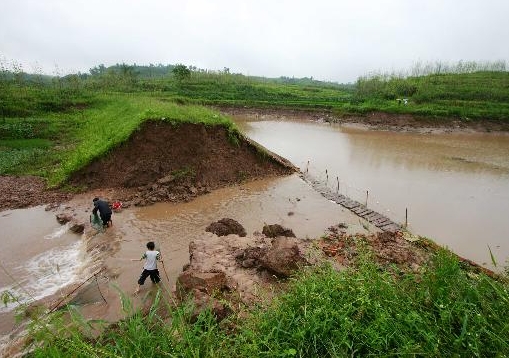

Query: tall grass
left=28, top=248, right=509, bottom=357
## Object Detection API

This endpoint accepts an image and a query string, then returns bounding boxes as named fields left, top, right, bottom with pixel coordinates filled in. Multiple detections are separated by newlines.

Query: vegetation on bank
left=27, top=248, right=509, bottom=357
left=1, top=60, right=508, bottom=186
left=0, top=92, right=237, bottom=186
left=1, top=60, right=509, bottom=356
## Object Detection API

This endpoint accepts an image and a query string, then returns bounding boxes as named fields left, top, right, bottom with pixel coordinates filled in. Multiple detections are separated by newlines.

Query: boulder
left=56, top=213, right=73, bottom=225
left=259, top=237, right=309, bottom=277
left=205, top=218, right=246, bottom=237
left=189, top=289, right=231, bottom=322
left=69, top=222, right=85, bottom=234
left=262, top=224, right=295, bottom=238
left=176, top=271, right=227, bottom=298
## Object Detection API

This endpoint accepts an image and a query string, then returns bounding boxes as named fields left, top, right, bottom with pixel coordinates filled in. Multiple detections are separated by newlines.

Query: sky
left=1, top=0, right=508, bottom=83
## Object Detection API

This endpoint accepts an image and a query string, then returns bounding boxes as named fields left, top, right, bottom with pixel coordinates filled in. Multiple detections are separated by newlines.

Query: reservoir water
left=235, top=117, right=509, bottom=270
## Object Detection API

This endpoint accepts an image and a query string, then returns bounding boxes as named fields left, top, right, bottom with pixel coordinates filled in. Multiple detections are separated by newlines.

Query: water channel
left=234, top=116, right=509, bottom=270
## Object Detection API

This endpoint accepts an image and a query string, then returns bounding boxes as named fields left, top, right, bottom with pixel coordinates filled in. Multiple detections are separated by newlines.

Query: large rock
left=176, top=270, right=227, bottom=298
left=69, top=222, right=85, bottom=234
left=56, top=213, right=73, bottom=225
left=235, top=246, right=268, bottom=268
left=259, top=237, right=308, bottom=277
left=205, top=218, right=246, bottom=237
left=189, top=289, right=231, bottom=322
left=262, top=224, right=295, bottom=238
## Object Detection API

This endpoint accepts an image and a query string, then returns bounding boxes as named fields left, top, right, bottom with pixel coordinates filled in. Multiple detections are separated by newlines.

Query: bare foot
left=134, top=288, right=140, bottom=295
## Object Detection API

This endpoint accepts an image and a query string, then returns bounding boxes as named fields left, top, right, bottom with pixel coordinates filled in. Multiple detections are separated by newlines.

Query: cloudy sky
left=1, top=0, right=508, bottom=83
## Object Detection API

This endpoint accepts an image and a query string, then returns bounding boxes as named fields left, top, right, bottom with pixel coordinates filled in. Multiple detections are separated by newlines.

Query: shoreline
left=219, top=106, right=509, bottom=134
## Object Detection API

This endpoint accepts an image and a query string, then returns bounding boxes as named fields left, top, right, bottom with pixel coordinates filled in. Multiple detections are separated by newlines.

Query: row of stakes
left=305, top=161, right=409, bottom=228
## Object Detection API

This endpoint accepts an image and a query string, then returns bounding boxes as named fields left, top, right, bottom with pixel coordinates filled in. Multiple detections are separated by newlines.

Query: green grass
left=351, top=71, right=509, bottom=121
left=27, top=248, right=509, bottom=357
left=1, top=65, right=509, bottom=188
left=0, top=92, right=237, bottom=186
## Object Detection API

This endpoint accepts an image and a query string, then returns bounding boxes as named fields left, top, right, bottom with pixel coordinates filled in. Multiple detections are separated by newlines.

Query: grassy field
left=0, top=91, right=236, bottom=186
left=27, top=248, right=509, bottom=357
left=2, top=66, right=508, bottom=187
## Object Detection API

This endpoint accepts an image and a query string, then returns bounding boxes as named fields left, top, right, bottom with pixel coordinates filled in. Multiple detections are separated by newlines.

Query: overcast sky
left=1, top=0, right=508, bottom=83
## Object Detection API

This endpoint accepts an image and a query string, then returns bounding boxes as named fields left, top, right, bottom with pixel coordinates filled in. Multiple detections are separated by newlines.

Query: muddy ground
left=0, top=121, right=295, bottom=212
left=220, top=106, right=509, bottom=133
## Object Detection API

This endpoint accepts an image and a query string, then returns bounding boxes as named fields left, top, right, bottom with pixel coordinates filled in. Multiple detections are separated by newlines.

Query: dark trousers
left=138, top=269, right=160, bottom=285
left=100, top=212, right=112, bottom=226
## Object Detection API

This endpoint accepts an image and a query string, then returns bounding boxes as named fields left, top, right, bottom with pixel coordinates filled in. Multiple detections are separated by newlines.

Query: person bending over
left=92, top=197, right=112, bottom=228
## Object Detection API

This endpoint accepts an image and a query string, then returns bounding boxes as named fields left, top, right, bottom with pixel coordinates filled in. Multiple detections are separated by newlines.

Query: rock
left=157, top=174, right=175, bottom=185
left=176, top=271, right=227, bottom=298
left=189, top=289, right=231, bottom=322
left=235, top=246, right=267, bottom=268
left=205, top=218, right=247, bottom=237
left=69, top=222, right=85, bottom=234
left=56, top=213, right=73, bottom=225
left=262, top=224, right=296, bottom=238
left=259, top=237, right=309, bottom=277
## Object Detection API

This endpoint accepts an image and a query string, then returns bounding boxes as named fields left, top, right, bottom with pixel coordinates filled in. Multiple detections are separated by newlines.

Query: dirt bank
left=0, top=121, right=295, bottom=212
left=220, top=107, right=509, bottom=133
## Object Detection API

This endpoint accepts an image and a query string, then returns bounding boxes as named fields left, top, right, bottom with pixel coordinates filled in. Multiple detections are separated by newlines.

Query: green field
left=28, top=249, right=509, bottom=357
left=2, top=63, right=509, bottom=186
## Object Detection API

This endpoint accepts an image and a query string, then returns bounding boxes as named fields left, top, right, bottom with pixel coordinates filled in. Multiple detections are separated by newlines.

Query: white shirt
left=142, top=250, right=160, bottom=270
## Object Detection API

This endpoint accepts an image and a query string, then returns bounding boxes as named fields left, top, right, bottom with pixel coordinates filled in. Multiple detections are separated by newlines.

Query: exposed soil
left=0, top=176, right=73, bottom=212
left=0, top=121, right=295, bottom=212
left=220, top=107, right=509, bottom=133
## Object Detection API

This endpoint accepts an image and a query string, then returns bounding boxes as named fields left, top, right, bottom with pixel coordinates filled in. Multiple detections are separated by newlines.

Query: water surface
left=235, top=117, right=509, bottom=268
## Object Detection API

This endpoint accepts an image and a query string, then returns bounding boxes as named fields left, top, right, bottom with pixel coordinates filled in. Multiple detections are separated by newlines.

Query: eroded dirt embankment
left=220, top=107, right=509, bottom=133
left=0, top=121, right=296, bottom=212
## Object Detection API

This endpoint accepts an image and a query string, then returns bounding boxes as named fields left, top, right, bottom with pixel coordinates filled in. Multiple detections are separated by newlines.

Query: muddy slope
left=69, top=121, right=295, bottom=203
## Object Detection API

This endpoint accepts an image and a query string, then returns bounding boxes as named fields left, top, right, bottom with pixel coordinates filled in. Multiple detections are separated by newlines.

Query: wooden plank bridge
left=300, top=173, right=401, bottom=233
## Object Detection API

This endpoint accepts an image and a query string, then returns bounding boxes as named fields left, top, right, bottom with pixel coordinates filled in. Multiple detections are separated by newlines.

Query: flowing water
left=235, top=117, right=509, bottom=269
left=0, top=175, right=368, bottom=338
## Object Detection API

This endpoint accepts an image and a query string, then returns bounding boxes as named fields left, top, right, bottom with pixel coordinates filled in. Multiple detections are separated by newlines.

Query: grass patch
left=27, top=248, right=509, bottom=357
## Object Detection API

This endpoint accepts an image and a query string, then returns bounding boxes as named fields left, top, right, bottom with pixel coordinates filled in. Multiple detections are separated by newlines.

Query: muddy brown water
left=0, top=175, right=368, bottom=340
left=235, top=116, right=509, bottom=270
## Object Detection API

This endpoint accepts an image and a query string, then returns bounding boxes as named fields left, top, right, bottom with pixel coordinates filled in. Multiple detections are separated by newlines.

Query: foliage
left=172, top=64, right=191, bottom=82
left=27, top=248, right=509, bottom=357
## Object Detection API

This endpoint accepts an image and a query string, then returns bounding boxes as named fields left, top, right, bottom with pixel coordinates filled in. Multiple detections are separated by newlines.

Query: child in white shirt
left=132, top=241, right=162, bottom=294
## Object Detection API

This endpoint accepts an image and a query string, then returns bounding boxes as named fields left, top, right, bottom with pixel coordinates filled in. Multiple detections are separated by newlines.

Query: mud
left=220, top=106, right=509, bottom=133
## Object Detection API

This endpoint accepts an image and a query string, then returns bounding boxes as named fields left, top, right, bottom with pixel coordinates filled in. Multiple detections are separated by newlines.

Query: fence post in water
left=336, top=176, right=339, bottom=193
left=326, top=169, right=328, bottom=183
left=306, top=160, right=309, bottom=173
left=405, top=208, right=408, bottom=228
left=366, top=190, right=369, bottom=207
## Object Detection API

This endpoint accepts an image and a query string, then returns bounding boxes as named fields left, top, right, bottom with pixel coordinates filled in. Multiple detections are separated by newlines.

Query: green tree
left=172, top=64, right=191, bottom=82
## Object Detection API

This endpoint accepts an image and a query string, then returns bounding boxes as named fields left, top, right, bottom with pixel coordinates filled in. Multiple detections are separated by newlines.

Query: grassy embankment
left=2, top=66, right=509, bottom=186
left=349, top=71, right=509, bottom=121
left=0, top=91, right=237, bottom=186
left=28, top=249, right=509, bottom=357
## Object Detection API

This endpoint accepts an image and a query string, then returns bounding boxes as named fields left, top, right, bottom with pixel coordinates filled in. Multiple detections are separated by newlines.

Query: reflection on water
left=236, top=118, right=509, bottom=269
